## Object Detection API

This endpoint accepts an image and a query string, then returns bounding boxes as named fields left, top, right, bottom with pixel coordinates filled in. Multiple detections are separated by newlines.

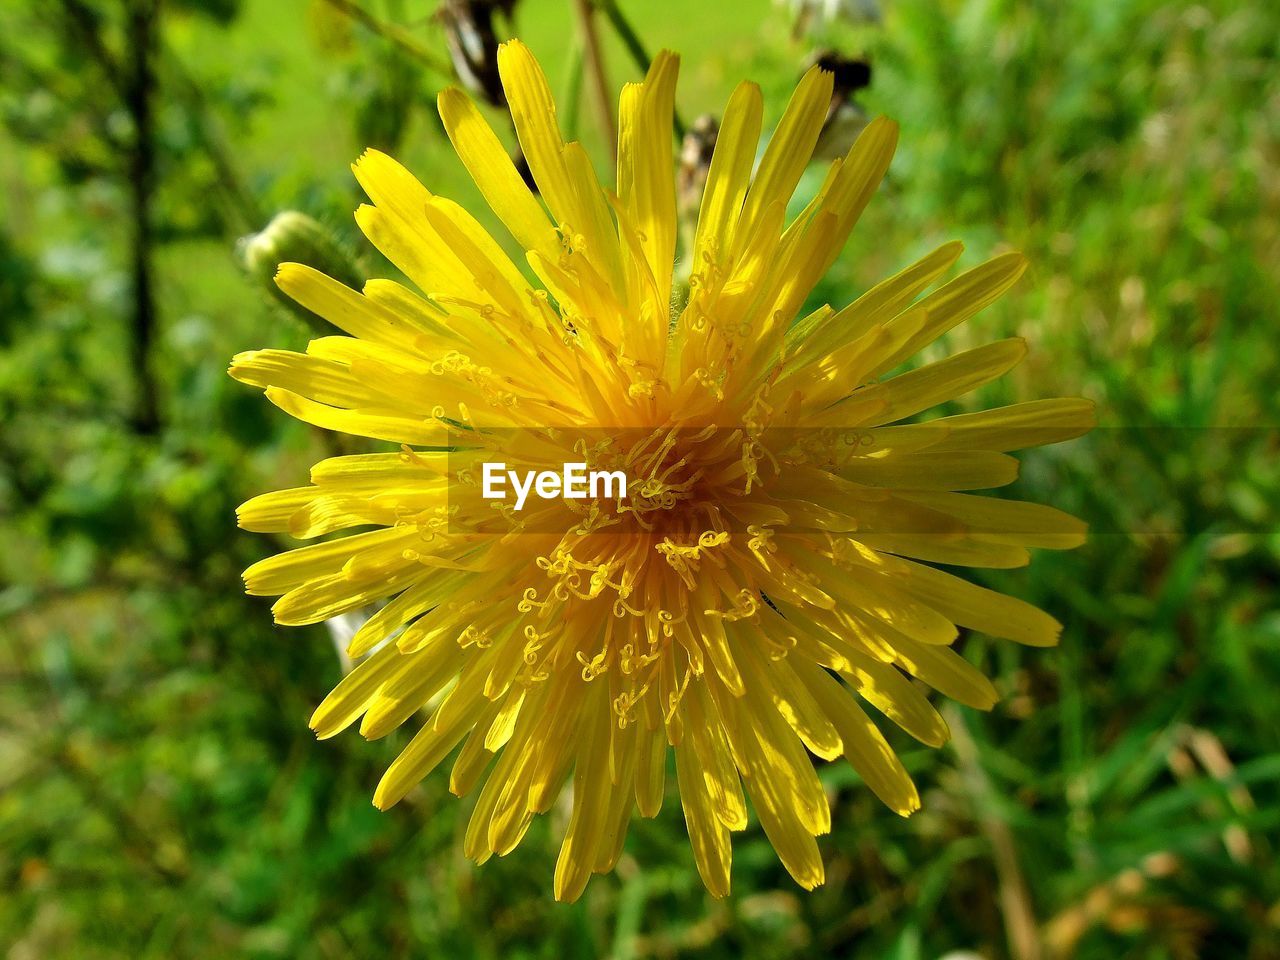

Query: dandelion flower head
left=231, top=41, right=1094, bottom=901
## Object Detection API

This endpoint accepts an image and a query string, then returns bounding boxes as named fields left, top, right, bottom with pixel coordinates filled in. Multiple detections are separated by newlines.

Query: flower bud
left=811, top=51, right=873, bottom=163
left=239, top=212, right=364, bottom=333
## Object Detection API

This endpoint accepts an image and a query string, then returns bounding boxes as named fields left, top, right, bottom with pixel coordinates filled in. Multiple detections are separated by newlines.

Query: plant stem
left=319, top=0, right=453, bottom=77
left=162, top=47, right=265, bottom=233
left=57, top=0, right=128, bottom=103
left=125, top=0, right=161, bottom=434
left=572, top=0, right=617, bottom=162
left=948, top=706, right=1043, bottom=960
left=560, top=38, right=586, bottom=142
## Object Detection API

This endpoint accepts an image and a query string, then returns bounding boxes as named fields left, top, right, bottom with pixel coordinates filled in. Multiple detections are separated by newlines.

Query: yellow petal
left=274, top=263, right=428, bottom=352
left=870, top=252, right=1028, bottom=377
left=870, top=338, right=1028, bottom=425
left=236, top=486, right=315, bottom=533
left=284, top=492, right=404, bottom=539
left=738, top=727, right=826, bottom=889
left=592, top=740, right=637, bottom=875
left=891, top=633, right=999, bottom=710
left=683, top=682, right=749, bottom=830
left=359, top=639, right=467, bottom=740
left=309, top=643, right=410, bottom=740
left=885, top=557, right=1063, bottom=646
left=675, top=737, right=733, bottom=898
left=837, top=450, right=1021, bottom=491
left=497, top=41, right=619, bottom=286
left=691, top=583, right=745, bottom=695
left=733, top=671, right=831, bottom=838
left=264, top=387, right=444, bottom=446
left=779, top=307, right=929, bottom=410
left=769, top=116, right=898, bottom=320
left=360, top=279, right=460, bottom=347
left=730, top=64, right=832, bottom=261
left=485, top=725, right=543, bottom=854
left=449, top=702, right=502, bottom=797
left=230, top=349, right=379, bottom=409
left=633, top=722, right=667, bottom=818
left=924, top=397, right=1097, bottom=452
left=242, top=526, right=417, bottom=595
left=553, top=688, right=614, bottom=902
left=792, top=657, right=920, bottom=815
left=809, top=116, right=898, bottom=274
left=310, top=451, right=446, bottom=487
left=465, top=740, right=523, bottom=861
left=346, top=572, right=468, bottom=657
left=901, top=491, right=1088, bottom=550
left=856, top=532, right=1032, bottom=569
left=271, top=563, right=423, bottom=627
left=420, top=195, right=537, bottom=327
left=562, top=139, right=626, bottom=295
left=617, top=50, right=680, bottom=335
left=526, top=670, right=589, bottom=812
left=352, top=204, right=456, bottom=304
left=814, top=569, right=959, bottom=647
left=436, top=86, right=560, bottom=261
left=373, top=697, right=482, bottom=810
left=836, top=646, right=951, bottom=746
left=692, top=81, right=763, bottom=274
left=785, top=240, right=964, bottom=366
left=737, top=629, right=843, bottom=760
left=349, top=150, right=494, bottom=306
left=484, top=685, right=525, bottom=750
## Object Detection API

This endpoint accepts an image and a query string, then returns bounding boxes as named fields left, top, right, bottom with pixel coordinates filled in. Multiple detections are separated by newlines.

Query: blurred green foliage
left=2, top=0, right=1279, bottom=957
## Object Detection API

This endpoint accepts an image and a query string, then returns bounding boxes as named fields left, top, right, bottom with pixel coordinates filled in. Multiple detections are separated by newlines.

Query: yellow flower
left=231, top=40, right=1093, bottom=901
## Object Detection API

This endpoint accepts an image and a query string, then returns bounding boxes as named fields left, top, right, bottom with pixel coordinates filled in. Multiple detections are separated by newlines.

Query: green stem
left=560, top=39, right=586, bottom=142
left=573, top=0, right=618, bottom=161
left=124, top=0, right=161, bottom=434
left=163, top=47, right=266, bottom=232
left=319, top=0, right=453, bottom=77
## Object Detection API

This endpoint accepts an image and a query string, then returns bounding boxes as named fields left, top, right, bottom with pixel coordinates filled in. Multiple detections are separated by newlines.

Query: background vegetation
left=2, top=0, right=1278, bottom=956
